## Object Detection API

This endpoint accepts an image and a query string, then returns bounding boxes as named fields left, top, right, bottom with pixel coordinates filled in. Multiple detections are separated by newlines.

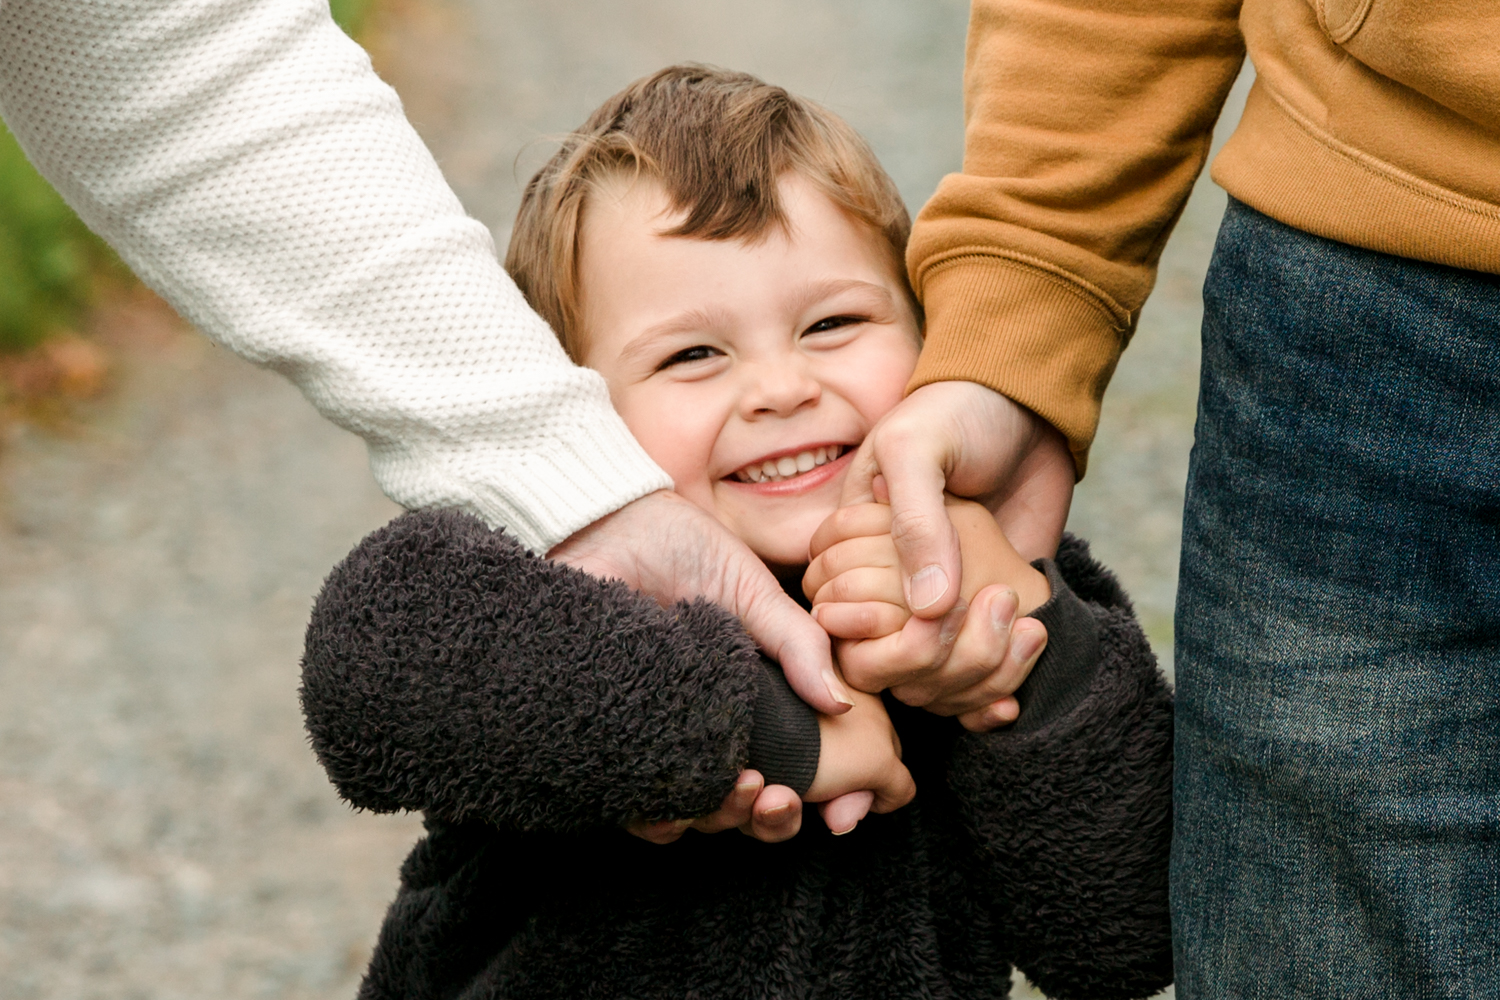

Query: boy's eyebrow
left=788, top=278, right=896, bottom=316
left=617, top=307, right=731, bottom=369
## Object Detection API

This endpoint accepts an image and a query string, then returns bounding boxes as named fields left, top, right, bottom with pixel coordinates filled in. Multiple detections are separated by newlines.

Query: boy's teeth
left=734, top=445, right=843, bottom=483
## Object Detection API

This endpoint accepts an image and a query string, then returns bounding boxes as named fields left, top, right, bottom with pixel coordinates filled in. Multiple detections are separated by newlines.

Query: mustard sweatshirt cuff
left=908, top=254, right=1127, bottom=477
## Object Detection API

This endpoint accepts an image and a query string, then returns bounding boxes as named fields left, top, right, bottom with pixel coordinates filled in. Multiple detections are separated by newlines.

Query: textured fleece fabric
left=302, top=509, right=1175, bottom=1000
left=0, top=0, right=670, bottom=553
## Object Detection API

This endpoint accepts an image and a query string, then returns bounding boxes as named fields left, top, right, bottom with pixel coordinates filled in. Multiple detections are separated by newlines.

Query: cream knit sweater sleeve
left=0, top=0, right=672, bottom=553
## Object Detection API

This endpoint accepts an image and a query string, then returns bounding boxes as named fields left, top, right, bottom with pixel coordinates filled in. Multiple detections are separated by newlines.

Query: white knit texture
left=0, top=0, right=672, bottom=552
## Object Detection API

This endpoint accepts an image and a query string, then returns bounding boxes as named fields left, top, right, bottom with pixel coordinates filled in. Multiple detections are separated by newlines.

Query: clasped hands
left=630, top=492, right=1054, bottom=845
left=551, top=382, right=1076, bottom=845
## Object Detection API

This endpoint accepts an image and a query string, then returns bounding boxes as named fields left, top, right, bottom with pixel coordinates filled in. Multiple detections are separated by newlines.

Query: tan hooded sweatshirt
left=908, top=0, right=1500, bottom=474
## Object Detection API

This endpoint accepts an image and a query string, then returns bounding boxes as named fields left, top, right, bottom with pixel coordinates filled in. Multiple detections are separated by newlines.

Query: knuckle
left=872, top=418, right=927, bottom=455
left=887, top=507, right=943, bottom=547
left=890, top=683, right=934, bottom=708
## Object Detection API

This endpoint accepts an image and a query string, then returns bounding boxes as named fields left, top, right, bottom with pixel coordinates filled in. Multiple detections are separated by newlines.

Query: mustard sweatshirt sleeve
left=908, top=0, right=1245, bottom=474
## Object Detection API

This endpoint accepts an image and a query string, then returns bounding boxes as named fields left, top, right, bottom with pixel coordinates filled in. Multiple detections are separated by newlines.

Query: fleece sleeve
left=946, top=536, right=1174, bottom=1000
left=0, top=0, right=670, bottom=553
left=300, top=509, right=819, bottom=832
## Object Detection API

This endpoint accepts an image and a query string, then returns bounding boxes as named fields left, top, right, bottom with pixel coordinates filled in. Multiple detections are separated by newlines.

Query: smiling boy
left=303, top=66, right=1175, bottom=1000
left=575, top=170, right=916, bottom=580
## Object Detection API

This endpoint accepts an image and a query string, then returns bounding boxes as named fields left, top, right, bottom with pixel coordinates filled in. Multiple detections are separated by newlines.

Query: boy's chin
left=748, top=539, right=816, bottom=586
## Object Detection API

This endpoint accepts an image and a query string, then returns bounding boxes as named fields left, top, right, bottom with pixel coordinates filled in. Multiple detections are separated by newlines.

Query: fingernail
left=825, top=670, right=855, bottom=708
left=831, top=824, right=856, bottom=836
left=908, top=565, right=949, bottom=611
left=761, top=803, right=791, bottom=818
left=989, top=589, right=1018, bottom=631
left=1012, top=626, right=1045, bottom=665
left=736, top=777, right=760, bottom=792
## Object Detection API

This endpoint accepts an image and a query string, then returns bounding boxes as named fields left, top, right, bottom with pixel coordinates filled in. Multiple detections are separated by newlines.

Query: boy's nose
left=741, top=359, right=821, bottom=418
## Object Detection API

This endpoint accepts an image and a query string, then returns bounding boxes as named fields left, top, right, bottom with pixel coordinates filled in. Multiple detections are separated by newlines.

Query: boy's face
left=578, top=172, right=920, bottom=576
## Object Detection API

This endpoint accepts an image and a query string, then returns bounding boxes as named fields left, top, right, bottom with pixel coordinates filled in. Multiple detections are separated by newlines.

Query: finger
left=812, top=600, right=910, bottom=640
left=692, top=770, right=762, bottom=834
left=958, top=696, right=1021, bottom=733
left=838, top=436, right=885, bottom=506
left=809, top=567, right=907, bottom=609
left=907, top=585, right=1018, bottom=707
left=627, top=817, right=694, bottom=845
left=735, top=577, right=852, bottom=713
left=818, top=790, right=874, bottom=835
left=875, top=433, right=963, bottom=617
left=807, top=503, right=894, bottom=563
left=803, top=532, right=899, bottom=601
left=869, top=761, right=917, bottom=814
left=927, top=616, right=1048, bottom=718
left=836, top=602, right=966, bottom=697
left=744, top=785, right=803, bottom=843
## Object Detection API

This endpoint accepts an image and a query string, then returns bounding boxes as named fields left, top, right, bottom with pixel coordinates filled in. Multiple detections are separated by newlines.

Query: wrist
left=943, top=497, right=1052, bottom=614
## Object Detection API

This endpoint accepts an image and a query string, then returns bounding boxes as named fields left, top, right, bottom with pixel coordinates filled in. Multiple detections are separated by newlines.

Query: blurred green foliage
left=0, top=123, right=120, bottom=353
left=330, top=0, right=374, bottom=37
left=0, top=1, right=376, bottom=355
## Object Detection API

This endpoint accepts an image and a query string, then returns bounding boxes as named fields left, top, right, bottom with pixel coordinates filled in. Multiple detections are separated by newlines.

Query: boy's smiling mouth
left=727, top=444, right=852, bottom=490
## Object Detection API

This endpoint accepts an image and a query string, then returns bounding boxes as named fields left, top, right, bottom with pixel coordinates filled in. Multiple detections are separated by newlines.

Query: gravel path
left=0, top=3, right=1246, bottom=995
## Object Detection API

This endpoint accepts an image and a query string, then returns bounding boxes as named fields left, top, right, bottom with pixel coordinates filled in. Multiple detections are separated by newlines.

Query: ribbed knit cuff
left=1010, top=558, right=1102, bottom=735
left=464, top=398, right=675, bottom=555
left=747, top=656, right=821, bottom=796
left=909, top=254, right=1127, bottom=478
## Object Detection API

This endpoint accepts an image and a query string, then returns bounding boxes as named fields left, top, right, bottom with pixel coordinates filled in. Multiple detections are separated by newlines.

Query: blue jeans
left=1172, top=199, right=1500, bottom=997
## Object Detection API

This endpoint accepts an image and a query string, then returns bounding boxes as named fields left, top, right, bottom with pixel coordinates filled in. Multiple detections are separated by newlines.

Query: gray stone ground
left=0, top=2, right=1249, bottom=996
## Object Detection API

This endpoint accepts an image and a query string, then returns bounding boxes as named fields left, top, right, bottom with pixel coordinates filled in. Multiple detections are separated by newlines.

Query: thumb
left=732, top=567, right=853, bottom=714
left=878, top=445, right=962, bottom=619
left=838, top=436, right=883, bottom=505
left=818, top=790, right=875, bottom=835
left=870, top=760, right=917, bottom=814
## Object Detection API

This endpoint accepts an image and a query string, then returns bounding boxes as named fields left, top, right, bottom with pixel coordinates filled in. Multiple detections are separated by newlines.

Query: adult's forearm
left=907, top=0, right=1244, bottom=474
left=0, top=0, right=669, bottom=550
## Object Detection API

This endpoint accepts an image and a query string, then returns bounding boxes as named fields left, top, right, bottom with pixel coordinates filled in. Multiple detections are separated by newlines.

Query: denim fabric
left=1172, top=199, right=1500, bottom=998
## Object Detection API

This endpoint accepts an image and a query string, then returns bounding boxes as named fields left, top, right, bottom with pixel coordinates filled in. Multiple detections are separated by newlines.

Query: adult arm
left=0, top=0, right=844, bottom=713
left=843, top=0, right=1246, bottom=623
left=946, top=539, right=1174, bottom=998
left=0, top=0, right=666, bottom=554
left=301, top=508, right=823, bottom=831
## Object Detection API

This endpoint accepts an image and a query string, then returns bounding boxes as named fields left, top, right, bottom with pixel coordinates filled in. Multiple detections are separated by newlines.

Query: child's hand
left=627, top=770, right=804, bottom=844
left=803, top=687, right=915, bottom=834
left=804, top=499, right=1050, bottom=731
left=628, top=687, right=913, bottom=842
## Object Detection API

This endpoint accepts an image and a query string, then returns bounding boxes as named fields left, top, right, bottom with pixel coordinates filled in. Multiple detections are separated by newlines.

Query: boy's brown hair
left=505, top=64, right=913, bottom=361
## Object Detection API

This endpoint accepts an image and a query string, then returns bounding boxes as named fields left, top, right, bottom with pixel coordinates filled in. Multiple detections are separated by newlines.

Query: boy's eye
left=657, top=345, right=723, bottom=370
left=804, top=315, right=863, bottom=335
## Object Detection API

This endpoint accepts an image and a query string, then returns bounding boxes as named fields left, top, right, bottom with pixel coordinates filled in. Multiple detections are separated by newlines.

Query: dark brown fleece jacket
left=301, top=509, right=1174, bottom=1000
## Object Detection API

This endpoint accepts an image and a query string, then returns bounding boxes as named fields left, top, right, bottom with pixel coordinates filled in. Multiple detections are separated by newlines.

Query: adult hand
left=550, top=490, right=852, bottom=714
left=552, top=490, right=866, bottom=843
left=806, top=502, right=1049, bottom=732
left=839, top=382, right=1075, bottom=619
